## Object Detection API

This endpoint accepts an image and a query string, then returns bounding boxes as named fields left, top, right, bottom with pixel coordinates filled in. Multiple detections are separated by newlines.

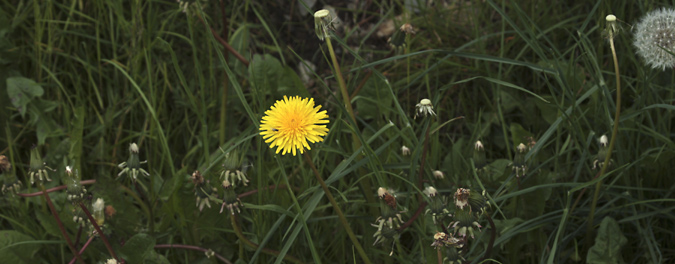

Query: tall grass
left=0, top=0, right=673, bottom=263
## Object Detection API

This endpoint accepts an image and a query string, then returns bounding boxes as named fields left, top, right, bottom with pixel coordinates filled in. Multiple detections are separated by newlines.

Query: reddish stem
left=398, top=202, right=427, bottom=231
left=17, top=180, right=96, bottom=197
left=40, top=187, right=85, bottom=264
left=79, top=203, right=119, bottom=261
left=68, top=235, right=95, bottom=264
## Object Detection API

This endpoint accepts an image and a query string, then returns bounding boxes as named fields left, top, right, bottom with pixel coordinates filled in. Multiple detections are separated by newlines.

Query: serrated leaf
left=120, top=233, right=156, bottom=263
left=0, top=230, right=41, bottom=263
left=35, top=211, right=62, bottom=238
left=587, top=217, right=627, bottom=264
left=6, top=77, right=44, bottom=117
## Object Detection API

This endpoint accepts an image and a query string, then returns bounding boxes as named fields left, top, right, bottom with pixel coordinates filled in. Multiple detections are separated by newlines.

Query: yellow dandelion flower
left=260, top=96, right=330, bottom=156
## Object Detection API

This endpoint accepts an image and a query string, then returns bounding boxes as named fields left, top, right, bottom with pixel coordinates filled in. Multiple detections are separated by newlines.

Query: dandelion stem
left=230, top=214, right=304, bottom=264
left=68, top=235, right=94, bottom=264
left=79, top=202, right=118, bottom=261
left=323, top=34, right=377, bottom=213
left=437, top=247, right=442, bottom=264
left=303, top=153, right=372, bottom=264
left=17, top=179, right=96, bottom=197
left=38, top=184, right=85, bottom=264
left=482, top=213, right=497, bottom=261
left=586, top=33, right=622, bottom=249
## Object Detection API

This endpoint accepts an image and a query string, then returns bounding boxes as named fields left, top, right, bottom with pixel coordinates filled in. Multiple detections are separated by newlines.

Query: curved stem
left=39, top=184, right=85, bottom=264
left=398, top=202, right=427, bottom=231
left=481, top=213, right=497, bottom=261
left=79, top=202, right=118, bottom=261
left=155, top=244, right=232, bottom=264
left=303, top=153, right=372, bottom=264
left=586, top=36, right=622, bottom=248
left=230, top=214, right=304, bottom=264
left=17, top=179, right=96, bottom=197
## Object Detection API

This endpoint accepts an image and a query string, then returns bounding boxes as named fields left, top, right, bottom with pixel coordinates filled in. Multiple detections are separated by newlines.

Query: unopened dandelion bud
left=220, top=180, right=242, bottom=215
left=65, top=166, right=87, bottom=203
left=425, top=186, right=451, bottom=224
left=92, top=198, right=105, bottom=226
left=593, top=135, right=612, bottom=169
left=432, top=170, right=444, bottom=179
left=220, top=149, right=249, bottom=187
left=28, top=147, right=54, bottom=185
left=401, top=145, right=411, bottom=156
left=473, top=140, right=487, bottom=171
left=117, top=142, right=150, bottom=182
left=512, top=143, right=528, bottom=177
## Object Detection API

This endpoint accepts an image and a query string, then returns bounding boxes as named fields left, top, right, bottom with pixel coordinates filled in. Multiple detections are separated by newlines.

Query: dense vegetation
left=1, top=0, right=673, bottom=263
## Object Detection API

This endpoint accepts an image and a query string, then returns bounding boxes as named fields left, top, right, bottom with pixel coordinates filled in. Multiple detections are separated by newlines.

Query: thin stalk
left=437, top=247, right=442, bottom=264
left=68, top=235, right=94, bottom=264
left=155, top=244, right=232, bottom=264
left=229, top=214, right=304, bottom=264
left=418, top=119, right=431, bottom=193
left=586, top=34, right=622, bottom=248
left=323, top=35, right=377, bottom=211
left=481, top=213, right=497, bottom=261
left=302, top=153, right=373, bottom=264
left=17, top=179, right=96, bottom=197
left=39, top=184, right=85, bottom=264
left=79, top=202, right=118, bottom=261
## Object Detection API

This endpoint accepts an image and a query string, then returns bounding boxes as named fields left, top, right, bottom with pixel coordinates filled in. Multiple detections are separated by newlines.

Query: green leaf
left=587, top=217, right=627, bottom=264
left=248, top=54, right=283, bottom=96
left=277, top=66, right=310, bottom=98
left=6, top=77, right=44, bottom=117
left=120, top=233, right=156, bottom=263
left=354, top=75, right=392, bottom=120
left=0, top=230, right=41, bottom=263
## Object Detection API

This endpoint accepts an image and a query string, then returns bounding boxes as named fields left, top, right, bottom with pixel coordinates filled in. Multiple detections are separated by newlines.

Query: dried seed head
left=314, top=9, right=333, bottom=41
left=475, top=140, right=484, bottom=150
left=454, top=188, right=470, bottom=210
left=222, top=180, right=232, bottom=189
left=0, top=155, right=10, bottom=173
left=191, top=170, right=204, bottom=185
left=377, top=187, right=388, bottom=198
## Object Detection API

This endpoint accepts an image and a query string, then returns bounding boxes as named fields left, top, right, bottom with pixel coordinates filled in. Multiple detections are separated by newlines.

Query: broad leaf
left=120, top=233, right=156, bottom=263
left=6, top=76, right=43, bottom=117
left=587, top=217, right=627, bottom=264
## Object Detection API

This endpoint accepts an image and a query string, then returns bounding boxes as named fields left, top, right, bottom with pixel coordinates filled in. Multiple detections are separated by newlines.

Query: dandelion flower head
left=634, top=8, right=675, bottom=70
left=260, top=96, right=329, bottom=156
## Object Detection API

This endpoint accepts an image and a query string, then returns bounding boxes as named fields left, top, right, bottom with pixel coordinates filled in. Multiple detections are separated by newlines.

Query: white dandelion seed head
left=634, top=8, right=675, bottom=70
left=424, top=186, right=438, bottom=197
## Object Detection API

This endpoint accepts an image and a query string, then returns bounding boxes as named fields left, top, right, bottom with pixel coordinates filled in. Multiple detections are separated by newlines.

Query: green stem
left=324, top=35, right=377, bottom=211
left=39, top=185, right=85, bottom=264
left=303, top=153, right=373, bottom=264
left=586, top=35, right=622, bottom=249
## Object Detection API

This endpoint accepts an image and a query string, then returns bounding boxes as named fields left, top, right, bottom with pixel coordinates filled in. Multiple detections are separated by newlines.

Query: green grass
left=0, top=0, right=674, bottom=263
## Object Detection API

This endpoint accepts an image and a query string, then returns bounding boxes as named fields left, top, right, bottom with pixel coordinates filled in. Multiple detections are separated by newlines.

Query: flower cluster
left=65, top=166, right=87, bottom=203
